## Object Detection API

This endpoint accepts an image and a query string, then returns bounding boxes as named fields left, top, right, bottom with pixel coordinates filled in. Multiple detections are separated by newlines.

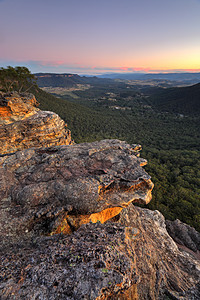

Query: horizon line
left=1, top=60, right=200, bottom=75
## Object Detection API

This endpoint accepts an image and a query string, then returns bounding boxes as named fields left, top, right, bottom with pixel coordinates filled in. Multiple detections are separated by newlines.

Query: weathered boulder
left=0, top=139, right=153, bottom=242
left=0, top=92, right=72, bottom=154
left=0, top=206, right=199, bottom=299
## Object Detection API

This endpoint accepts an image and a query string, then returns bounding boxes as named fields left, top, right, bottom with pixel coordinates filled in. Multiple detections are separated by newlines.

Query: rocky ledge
left=0, top=139, right=153, bottom=241
left=0, top=138, right=199, bottom=299
left=0, top=92, right=72, bottom=154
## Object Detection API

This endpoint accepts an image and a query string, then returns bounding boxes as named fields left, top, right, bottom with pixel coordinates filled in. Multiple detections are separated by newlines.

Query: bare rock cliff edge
left=0, top=93, right=199, bottom=299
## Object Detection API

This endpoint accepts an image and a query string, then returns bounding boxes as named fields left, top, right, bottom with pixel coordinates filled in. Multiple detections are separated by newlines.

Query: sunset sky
left=0, top=0, right=200, bottom=74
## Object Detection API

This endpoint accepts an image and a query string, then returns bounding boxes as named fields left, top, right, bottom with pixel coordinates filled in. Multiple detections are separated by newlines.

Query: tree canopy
left=35, top=86, right=200, bottom=232
left=0, top=66, right=37, bottom=93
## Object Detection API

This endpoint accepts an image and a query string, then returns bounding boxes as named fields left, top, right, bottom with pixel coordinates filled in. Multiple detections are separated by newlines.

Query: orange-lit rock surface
left=0, top=92, right=72, bottom=154
left=0, top=91, right=39, bottom=124
left=52, top=207, right=124, bottom=235
left=0, top=139, right=153, bottom=240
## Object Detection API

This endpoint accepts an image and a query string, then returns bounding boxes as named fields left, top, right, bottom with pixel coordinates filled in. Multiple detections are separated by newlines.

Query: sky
left=0, top=0, right=200, bottom=75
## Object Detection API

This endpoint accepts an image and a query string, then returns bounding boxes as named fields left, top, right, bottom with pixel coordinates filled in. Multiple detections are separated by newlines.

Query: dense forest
left=34, top=85, right=200, bottom=232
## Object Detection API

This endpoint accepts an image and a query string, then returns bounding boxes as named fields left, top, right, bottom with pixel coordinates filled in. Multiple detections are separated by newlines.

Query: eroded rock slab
left=0, top=206, right=199, bottom=300
left=0, top=139, right=153, bottom=242
left=0, top=92, right=72, bottom=154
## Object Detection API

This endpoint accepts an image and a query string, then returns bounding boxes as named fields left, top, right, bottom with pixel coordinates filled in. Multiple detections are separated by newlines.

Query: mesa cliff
left=0, top=93, right=199, bottom=300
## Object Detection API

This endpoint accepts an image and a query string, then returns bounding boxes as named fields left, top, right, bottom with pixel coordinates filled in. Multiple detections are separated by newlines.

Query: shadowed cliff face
left=0, top=92, right=72, bottom=154
left=166, top=219, right=200, bottom=255
left=0, top=139, right=153, bottom=239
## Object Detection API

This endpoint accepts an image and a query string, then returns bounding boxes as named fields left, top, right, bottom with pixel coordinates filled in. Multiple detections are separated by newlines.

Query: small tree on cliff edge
left=0, top=66, right=37, bottom=93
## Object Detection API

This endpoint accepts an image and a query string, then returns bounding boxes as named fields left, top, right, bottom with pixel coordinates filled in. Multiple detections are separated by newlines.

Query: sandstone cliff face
left=0, top=92, right=72, bottom=154
left=0, top=138, right=199, bottom=299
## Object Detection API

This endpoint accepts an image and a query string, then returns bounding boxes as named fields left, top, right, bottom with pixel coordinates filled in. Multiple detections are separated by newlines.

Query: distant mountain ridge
left=35, top=73, right=113, bottom=88
left=97, top=72, right=200, bottom=84
left=35, top=73, right=83, bottom=88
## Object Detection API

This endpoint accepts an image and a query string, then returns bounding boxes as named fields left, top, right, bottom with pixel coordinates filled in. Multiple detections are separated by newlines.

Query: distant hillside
left=35, top=73, right=113, bottom=88
left=148, top=83, right=200, bottom=116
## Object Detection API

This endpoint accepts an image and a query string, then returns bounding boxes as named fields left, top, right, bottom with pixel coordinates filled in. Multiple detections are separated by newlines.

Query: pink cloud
left=183, top=68, right=200, bottom=72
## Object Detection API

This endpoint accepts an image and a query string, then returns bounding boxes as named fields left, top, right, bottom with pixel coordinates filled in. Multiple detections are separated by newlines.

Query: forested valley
left=33, top=80, right=200, bottom=231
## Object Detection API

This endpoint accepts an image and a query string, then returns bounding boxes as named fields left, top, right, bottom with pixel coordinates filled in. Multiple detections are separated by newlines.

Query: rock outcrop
left=0, top=206, right=199, bottom=299
left=0, top=139, right=153, bottom=242
left=0, top=92, right=72, bottom=154
left=166, top=219, right=200, bottom=256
